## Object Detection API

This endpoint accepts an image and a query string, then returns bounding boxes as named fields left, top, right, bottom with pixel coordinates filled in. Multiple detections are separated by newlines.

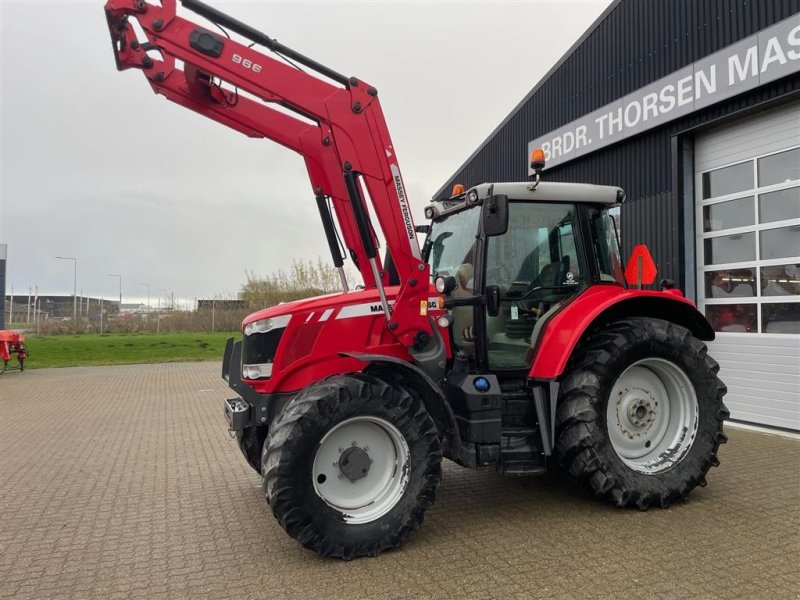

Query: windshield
left=425, top=208, right=481, bottom=284
left=589, top=207, right=625, bottom=284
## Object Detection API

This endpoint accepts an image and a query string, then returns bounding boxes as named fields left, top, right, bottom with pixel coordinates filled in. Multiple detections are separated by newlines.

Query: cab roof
left=471, top=181, right=625, bottom=205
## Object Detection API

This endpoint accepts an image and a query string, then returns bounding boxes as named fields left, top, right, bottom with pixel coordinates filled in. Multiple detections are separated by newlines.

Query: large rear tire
left=262, top=373, right=442, bottom=559
left=555, top=317, right=728, bottom=509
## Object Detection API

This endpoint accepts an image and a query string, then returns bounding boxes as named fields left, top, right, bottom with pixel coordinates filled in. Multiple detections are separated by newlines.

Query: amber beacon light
left=529, top=148, right=546, bottom=190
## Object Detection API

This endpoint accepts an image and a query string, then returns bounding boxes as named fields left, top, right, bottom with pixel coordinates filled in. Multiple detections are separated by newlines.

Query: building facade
left=436, top=0, right=800, bottom=429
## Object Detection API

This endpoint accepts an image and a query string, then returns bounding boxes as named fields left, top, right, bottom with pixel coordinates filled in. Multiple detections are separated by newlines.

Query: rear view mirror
left=483, top=194, right=508, bottom=237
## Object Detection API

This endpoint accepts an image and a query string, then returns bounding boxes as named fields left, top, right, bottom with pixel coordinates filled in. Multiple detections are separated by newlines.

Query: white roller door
left=695, top=102, right=800, bottom=430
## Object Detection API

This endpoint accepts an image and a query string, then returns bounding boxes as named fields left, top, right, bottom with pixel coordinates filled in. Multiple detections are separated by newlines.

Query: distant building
left=197, top=299, right=247, bottom=311
left=119, top=303, right=149, bottom=316
left=5, top=295, right=119, bottom=321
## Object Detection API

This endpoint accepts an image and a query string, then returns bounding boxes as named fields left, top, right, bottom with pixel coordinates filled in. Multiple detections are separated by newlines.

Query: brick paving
left=1, top=362, right=798, bottom=600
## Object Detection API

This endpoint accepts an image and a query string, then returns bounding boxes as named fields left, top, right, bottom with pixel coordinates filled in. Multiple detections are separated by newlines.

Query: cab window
left=485, top=202, right=585, bottom=369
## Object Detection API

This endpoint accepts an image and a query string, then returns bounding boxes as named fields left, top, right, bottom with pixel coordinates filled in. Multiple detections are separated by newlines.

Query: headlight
left=434, top=275, right=456, bottom=294
left=245, top=318, right=272, bottom=336
left=244, top=314, right=291, bottom=336
left=242, top=363, right=273, bottom=379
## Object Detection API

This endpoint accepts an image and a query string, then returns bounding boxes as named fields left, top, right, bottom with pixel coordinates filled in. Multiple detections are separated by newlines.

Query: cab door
left=483, top=202, right=586, bottom=370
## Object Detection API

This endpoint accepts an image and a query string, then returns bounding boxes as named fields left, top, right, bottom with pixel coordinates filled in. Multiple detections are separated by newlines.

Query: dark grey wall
left=436, top=0, right=800, bottom=287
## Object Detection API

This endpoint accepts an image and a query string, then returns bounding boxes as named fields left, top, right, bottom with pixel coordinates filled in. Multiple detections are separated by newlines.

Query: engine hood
left=242, top=286, right=406, bottom=327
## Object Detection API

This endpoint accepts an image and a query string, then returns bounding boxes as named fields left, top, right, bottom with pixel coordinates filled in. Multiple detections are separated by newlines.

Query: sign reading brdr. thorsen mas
left=528, top=14, right=800, bottom=173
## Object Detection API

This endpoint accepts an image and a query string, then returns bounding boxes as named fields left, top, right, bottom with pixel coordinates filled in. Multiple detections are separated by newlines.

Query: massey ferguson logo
left=390, top=165, right=416, bottom=246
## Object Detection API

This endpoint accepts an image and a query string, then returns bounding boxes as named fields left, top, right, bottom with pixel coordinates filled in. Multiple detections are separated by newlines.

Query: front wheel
left=262, top=373, right=442, bottom=559
left=555, top=317, right=728, bottom=509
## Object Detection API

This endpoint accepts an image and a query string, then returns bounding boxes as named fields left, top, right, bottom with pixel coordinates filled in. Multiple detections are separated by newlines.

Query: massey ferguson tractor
left=105, top=0, right=728, bottom=559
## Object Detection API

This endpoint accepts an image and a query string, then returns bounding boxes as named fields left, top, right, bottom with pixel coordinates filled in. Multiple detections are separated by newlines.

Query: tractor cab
left=424, top=181, right=625, bottom=372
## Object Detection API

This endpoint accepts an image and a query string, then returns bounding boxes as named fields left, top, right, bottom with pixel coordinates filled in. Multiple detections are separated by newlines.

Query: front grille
left=242, top=328, right=284, bottom=365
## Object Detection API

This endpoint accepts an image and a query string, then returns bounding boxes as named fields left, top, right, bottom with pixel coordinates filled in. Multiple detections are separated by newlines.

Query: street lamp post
left=139, top=282, right=151, bottom=313
left=157, top=288, right=168, bottom=312
left=55, top=256, right=77, bottom=321
left=108, top=274, right=122, bottom=312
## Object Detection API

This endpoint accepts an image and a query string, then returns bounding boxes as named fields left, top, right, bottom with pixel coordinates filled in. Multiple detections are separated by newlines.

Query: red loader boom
left=105, top=0, right=431, bottom=349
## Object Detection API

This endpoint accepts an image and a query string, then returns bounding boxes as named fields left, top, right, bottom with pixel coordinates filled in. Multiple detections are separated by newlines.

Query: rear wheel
left=555, top=317, right=728, bottom=509
left=262, top=373, right=442, bottom=559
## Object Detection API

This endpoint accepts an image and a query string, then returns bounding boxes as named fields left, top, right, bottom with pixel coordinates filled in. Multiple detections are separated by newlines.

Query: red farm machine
left=104, top=0, right=728, bottom=559
left=0, top=331, right=28, bottom=373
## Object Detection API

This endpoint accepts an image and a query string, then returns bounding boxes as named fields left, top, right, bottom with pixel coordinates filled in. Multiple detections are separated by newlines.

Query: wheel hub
left=338, top=446, right=372, bottom=481
left=311, top=416, right=410, bottom=524
left=618, top=389, right=656, bottom=430
left=606, top=358, right=699, bottom=474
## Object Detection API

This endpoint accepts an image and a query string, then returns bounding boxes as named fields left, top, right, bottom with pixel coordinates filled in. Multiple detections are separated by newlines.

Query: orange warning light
left=451, top=184, right=465, bottom=196
left=530, top=148, right=546, bottom=171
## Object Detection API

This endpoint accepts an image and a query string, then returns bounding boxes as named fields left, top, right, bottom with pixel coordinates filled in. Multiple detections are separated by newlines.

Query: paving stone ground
left=1, top=362, right=798, bottom=600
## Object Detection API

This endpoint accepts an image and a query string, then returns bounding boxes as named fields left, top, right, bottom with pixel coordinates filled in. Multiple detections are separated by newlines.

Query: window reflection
left=705, top=304, right=757, bottom=333
left=703, top=197, right=754, bottom=232
left=705, top=269, right=756, bottom=298
left=702, top=161, right=753, bottom=199
left=760, top=226, right=800, bottom=261
left=758, top=148, right=800, bottom=187
left=759, top=187, right=800, bottom=223
left=761, top=264, right=800, bottom=296
left=704, top=232, right=755, bottom=265
left=762, top=303, right=800, bottom=334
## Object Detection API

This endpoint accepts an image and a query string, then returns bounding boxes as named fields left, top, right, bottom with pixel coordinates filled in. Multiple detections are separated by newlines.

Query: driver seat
left=534, top=255, right=570, bottom=288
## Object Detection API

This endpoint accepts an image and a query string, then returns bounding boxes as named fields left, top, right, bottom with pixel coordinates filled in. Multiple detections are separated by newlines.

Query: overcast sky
left=1, top=0, right=610, bottom=305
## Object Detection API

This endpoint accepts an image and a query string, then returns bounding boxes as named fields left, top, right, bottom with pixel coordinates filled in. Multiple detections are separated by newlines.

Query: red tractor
left=0, top=331, right=28, bottom=373
left=105, top=0, right=728, bottom=559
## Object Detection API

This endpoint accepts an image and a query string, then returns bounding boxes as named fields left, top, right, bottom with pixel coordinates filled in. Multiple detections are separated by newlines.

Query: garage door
left=695, top=102, right=800, bottom=430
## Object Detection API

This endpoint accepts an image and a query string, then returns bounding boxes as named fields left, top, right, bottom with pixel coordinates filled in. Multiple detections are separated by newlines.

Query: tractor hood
left=241, top=286, right=408, bottom=328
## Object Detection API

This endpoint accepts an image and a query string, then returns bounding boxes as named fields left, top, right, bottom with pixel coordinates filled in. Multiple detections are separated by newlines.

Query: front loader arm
left=104, top=0, right=432, bottom=348
left=134, top=50, right=376, bottom=288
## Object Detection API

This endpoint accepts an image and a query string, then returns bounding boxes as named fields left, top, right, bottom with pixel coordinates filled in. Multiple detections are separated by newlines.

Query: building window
left=698, top=146, right=800, bottom=334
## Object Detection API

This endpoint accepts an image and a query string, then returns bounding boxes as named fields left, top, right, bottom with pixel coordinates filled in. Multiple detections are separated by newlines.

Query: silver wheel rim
left=312, top=416, right=410, bottom=524
left=607, top=358, right=699, bottom=475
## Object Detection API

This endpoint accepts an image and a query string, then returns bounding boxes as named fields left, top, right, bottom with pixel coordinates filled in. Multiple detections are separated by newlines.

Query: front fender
left=529, top=286, right=714, bottom=380
left=341, top=352, right=461, bottom=457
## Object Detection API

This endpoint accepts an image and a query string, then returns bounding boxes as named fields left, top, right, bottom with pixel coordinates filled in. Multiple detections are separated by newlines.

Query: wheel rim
left=606, top=358, right=699, bottom=475
left=312, top=416, right=410, bottom=524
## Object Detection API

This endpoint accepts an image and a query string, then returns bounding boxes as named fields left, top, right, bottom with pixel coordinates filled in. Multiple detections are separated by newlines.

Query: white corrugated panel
left=706, top=335, right=800, bottom=429
left=695, top=102, right=800, bottom=430
left=695, top=103, right=800, bottom=173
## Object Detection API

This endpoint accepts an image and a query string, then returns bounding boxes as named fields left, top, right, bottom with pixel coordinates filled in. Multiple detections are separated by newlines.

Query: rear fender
left=529, top=286, right=715, bottom=380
